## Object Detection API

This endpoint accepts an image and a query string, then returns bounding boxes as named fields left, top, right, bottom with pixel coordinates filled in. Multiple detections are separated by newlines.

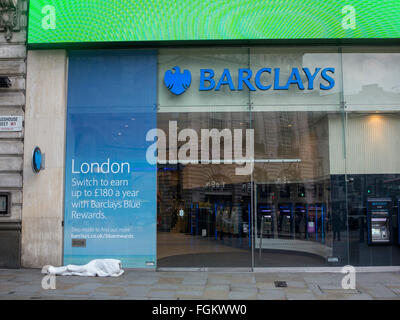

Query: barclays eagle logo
left=164, top=66, right=191, bottom=95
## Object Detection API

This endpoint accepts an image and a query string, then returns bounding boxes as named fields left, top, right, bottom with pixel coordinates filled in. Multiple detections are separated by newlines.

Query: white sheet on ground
left=46, top=259, right=124, bottom=277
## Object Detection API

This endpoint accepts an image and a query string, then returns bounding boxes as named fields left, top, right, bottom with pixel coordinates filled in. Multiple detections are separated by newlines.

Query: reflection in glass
left=156, top=112, right=252, bottom=268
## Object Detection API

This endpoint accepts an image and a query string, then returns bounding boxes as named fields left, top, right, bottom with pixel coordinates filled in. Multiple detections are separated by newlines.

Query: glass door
left=252, top=111, right=348, bottom=268
left=249, top=47, right=349, bottom=268
left=156, top=111, right=253, bottom=268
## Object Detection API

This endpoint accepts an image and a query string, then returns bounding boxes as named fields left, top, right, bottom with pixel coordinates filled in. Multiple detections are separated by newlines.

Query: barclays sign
left=164, top=66, right=335, bottom=95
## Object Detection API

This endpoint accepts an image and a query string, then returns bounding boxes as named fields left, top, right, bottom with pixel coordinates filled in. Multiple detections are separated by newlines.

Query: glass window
left=250, top=47, right=342, bottom=111
left=343, top=47, right=400, bottom=111
left=156, top=112, right=253, bottom=268
left=342, top=48, right=400, bottom=266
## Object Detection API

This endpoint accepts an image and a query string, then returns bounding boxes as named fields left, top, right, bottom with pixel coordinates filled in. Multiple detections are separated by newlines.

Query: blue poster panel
left=64, top=50, right=157, bottom=268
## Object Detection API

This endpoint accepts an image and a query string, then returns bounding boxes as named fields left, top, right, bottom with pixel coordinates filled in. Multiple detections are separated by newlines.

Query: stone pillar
left=21, top=50, right=67, bottom=268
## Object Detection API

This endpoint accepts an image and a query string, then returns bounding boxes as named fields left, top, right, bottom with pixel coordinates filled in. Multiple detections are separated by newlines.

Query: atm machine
left=257, top=204, right=275, bottom=239
left=198, top=202, right=214, bottom=237
left=230, top=205, right=242, bottom=238
left=306, top=204, right=325, bottom=243
left=367, top=198, right=392, bottom=245
left=306, top=204, right=317, bottom=240
left=215, top=203, right=234, bottom=240
left=295, top=203, right=307, bottom=239
left=189, top=203, right=198, bottom=235
left=214, top=203, right=219, bottom=240
left=277, top=203, right=294, bottom=238
left=245, top=203, right=251, bottom=248
left=257, top=203, right=275, bottom=259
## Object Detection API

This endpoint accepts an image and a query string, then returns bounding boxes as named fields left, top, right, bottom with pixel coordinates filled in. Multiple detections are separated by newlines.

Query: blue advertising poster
left=64, top=50, right=157, bottom=268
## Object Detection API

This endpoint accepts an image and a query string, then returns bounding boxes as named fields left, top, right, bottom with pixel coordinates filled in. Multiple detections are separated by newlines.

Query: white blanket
left=44, top=259, right=124, bottom=277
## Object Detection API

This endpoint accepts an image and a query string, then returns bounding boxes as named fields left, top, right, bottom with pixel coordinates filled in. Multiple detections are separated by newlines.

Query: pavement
left=0, top=269, right=400, bottom=300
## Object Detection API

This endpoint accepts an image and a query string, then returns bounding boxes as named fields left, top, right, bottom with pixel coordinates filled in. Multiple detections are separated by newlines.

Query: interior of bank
left=156, top=111, right=400, bottom=268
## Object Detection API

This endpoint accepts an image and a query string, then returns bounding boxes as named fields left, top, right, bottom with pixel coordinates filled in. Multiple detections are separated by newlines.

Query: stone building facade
left=0, top=0, right=27, bottom=268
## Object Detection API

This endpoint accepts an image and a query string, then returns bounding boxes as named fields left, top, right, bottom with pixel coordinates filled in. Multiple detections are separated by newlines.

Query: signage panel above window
left=28, top=0, right=400, bottom=45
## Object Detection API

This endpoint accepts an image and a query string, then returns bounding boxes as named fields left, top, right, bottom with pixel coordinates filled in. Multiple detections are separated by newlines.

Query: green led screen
left=28, top=0, right=400, bottom=44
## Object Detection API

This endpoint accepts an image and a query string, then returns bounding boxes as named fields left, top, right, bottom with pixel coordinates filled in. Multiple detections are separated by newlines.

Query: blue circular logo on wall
left=32, top=147, right=42, bottom=173
left=164, top=66, right=192, bottom=95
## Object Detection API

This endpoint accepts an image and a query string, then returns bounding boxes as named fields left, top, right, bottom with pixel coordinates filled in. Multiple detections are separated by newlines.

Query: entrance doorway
left=157, top=163, right=252, bottom=268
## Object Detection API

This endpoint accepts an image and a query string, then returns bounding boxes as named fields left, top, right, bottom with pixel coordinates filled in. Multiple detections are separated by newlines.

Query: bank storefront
left=22, top=1, right=400, bottom=270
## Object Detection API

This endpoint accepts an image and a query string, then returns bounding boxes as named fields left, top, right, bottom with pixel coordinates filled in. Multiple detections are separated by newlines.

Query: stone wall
left=0, top=0, right=27, bottom=268
left=22, top=50, right=67, bottom=268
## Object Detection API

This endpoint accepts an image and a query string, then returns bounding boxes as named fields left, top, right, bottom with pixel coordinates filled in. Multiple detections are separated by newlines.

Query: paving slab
left=286, top=292, right=317, bottom=300
left=124, top=285, right=150, bottom=296
left=203, top=285, right=230, bottom=299
left=147, top=289, right=177, bottom=299
left=206, top=277, right=231, bottom=285
left=182, top=278, right=207, bottom=286
left=229, top=291, right=258, bottom=300
left=286, top=281, right=307, bottom=288
left=256, top=282, right=277, bottom=290
left=157, top=277, right=183, bottom=284
left=388, top=288, right=400, bottom=296
left=93, top=286, right=127, bottom=297
left=361, top=284, right=399, bottom=299
left=257, top=290, right=287, bottom=300
left=345, top=293, right=374, bottom=300
left=128, top=277, right=159, bottom=285
left=151, top=283, right=180, bottom=290
left=176, top=290, right=204, bottom=299
left=230, top=285, right=258, bottom=293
